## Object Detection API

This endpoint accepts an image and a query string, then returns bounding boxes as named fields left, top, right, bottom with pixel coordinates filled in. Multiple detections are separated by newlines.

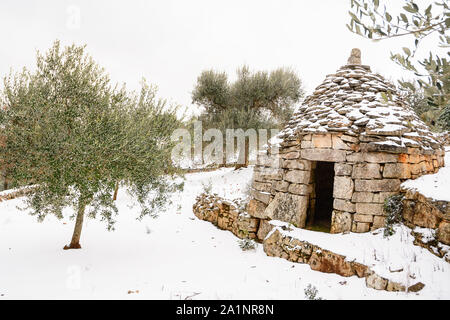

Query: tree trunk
left=64, top=202, right=86, bottom=250
left=112, top=182, right=119, bottom=201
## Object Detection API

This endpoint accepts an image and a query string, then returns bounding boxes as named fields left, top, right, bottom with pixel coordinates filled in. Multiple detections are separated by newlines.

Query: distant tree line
left=0, top=41, right=183, bottom=249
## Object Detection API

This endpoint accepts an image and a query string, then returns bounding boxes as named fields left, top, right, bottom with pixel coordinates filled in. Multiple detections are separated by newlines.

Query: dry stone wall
left=437, top=131, right=450, bottom=146
left=192, top=192, right=446, bottom=292
left=248, top=132, right=445, bottom=234
left=0, top=186, right=35, bottom=202
left=400, top=188, right=450, bottom=261
left=263, top=227, right=425, bottom=292
left=193, top=193, right=259, bottom=239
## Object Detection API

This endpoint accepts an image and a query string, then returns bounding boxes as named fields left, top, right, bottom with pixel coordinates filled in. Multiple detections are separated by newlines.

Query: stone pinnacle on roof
left=347, top=48, right=361, bottom=65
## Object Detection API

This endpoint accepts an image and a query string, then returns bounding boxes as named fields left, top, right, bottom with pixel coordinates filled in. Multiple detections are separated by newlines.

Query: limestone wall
left=248, top=132, right=445, bottom=234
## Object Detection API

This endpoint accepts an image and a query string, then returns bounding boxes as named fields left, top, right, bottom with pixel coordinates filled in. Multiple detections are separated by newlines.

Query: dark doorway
left=310, top=161, right=335, bottom=232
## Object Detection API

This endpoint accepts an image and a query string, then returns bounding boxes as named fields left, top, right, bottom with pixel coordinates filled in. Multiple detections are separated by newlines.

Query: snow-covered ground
left=0, top=166, right=449, bottom=299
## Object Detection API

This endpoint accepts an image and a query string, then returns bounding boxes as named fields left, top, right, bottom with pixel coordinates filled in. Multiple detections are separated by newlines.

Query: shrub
left=201, top=181, right=213, bottom=194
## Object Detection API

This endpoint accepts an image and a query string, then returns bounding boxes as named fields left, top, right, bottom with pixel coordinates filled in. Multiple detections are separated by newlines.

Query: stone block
left=272, top=180, right=289, bottom=192
left=408, top=154, right=421, bottom=164
left=252, top=181, right=272, bottom=192
left=408, top=282, right=425, bottom=292
left=250, top=189, right=271, bottom=204
left=288, top=183, right=312, bottom=195
left=363, top=152, right=398, bottom=163
left=411, top=202, right=441, bottom=229
left=280, top=140, right=299, bottom=148
left=254, top=168, right=283, bottom=181
left=333, top=199, right=355, bottom=212
left=372, top=216, right=386, bottom=229
left=398, top=154, right=408, bottom=163
left=353, top=262, right=370, bottom=278
left=352, top=192, right=373, bottom=203
left=247, top=199, right=268, bottom=219
left=330, top=211, right=352, bottom=233
left=346, top=152, right=363, bottom=162
left=257, top=154, right=282, bottom=168
left=372, top=192, right=397, bottom=203
left=312, top=134, right=332, bottom=148
left=363, top=142, right=408, bottom=154
left=437, top=221, right=450, bottom=245
left=257, top=219, right=274, bottom=241
left=353, top=222, right=370, bottom=233
left=282, top=145, right=300, bottom=153
left=353, top=213, right=373, bottom=223
left=281, top=151, right=300, bottom=159
left=301, top=140, right=312, bottom=149
left=332, top=135, right=351, bottom=150
left=282, top=159, right=312, bottom=170
left=366, top=273, right=388, bottom=290
left=410, top=163, right=422, bottom=175
left=309, top=250, right=355, bottom=277
left=386, top=281, right=406, bottom=292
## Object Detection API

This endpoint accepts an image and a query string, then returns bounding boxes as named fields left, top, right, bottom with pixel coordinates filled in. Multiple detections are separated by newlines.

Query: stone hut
left=248, top=49, right=446, bottom=234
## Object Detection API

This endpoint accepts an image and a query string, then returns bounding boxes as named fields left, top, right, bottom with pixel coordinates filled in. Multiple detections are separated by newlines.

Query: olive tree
left=1, top=41, right=182, bottom=249
left=348, top=0, right=449, bottom=130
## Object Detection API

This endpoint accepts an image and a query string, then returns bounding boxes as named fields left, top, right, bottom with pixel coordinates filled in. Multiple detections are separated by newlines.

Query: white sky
left=0, top=0, right=439, bottom=114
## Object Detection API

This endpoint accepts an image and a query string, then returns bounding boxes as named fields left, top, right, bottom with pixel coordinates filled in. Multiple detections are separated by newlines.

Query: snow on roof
left=279, top=52, right=442, bottom=152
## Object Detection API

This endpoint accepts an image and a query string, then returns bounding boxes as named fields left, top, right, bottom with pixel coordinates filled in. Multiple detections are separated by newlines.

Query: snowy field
left=0, top=165, right=449, bottom=300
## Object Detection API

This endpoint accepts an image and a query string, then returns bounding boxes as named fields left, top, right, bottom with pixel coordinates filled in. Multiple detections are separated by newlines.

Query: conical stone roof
left=280, top=49, right=442, bottom=153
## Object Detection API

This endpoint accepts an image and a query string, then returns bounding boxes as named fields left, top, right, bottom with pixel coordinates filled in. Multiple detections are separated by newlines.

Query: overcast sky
left=0, top=0, right=437, bottom=114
